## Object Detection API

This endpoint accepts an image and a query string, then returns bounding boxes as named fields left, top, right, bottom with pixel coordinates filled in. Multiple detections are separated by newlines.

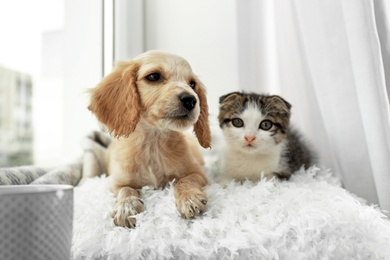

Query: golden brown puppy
left=88, top=50, right=211, bottom=228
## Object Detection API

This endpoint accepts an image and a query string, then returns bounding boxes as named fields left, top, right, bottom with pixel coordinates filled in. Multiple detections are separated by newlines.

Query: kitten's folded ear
left=278, top=96, right=292, bottom=110
left=268, top=95, right=292, bottom=118
left=219, top=92, right=242, bottom=104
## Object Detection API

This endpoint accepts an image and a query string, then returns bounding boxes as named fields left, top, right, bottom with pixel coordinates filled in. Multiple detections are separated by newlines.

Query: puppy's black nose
left=179, top=93, right=197, bottom=111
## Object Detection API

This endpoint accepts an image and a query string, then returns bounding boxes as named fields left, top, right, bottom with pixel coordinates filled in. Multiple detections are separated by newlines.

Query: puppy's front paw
left=111, top=196, right=144, bottom=228
left=176, top=189, right=208, bottom=219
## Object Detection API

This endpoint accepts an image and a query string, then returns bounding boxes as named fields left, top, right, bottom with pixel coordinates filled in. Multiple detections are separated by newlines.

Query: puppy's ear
left=88, top=62, right=141, bottom=137
left=193, top=81, right=211, bottom=148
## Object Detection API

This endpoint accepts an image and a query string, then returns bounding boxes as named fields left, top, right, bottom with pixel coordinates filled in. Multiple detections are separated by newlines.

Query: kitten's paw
left=111, top=196, right=144, bottom=228
left=176, top=189, right=208, bottom=219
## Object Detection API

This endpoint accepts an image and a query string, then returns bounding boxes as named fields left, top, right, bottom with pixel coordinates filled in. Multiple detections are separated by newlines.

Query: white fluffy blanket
left=72, top=165, right=390, bottom=259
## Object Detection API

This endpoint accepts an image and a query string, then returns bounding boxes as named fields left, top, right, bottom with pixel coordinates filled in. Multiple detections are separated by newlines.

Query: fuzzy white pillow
left=71, top=165, right=390, bottom=259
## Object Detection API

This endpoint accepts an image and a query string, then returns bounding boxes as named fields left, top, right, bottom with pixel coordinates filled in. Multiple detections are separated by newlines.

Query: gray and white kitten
left=216, top=92, right=315, bottom=184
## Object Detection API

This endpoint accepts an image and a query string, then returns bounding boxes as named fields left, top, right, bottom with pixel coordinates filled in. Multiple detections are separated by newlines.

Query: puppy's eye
left=259, top=120, right=273, bottom=130
left=231, top=118, right=244, bottom=128
left=146, top=73, right=161, bottom=82
left=189, top=80, right=196, bottom=89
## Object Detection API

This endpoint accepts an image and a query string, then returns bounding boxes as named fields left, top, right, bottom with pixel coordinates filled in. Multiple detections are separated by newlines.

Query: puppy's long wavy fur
left=88, top=51, right=211, bottom=228
left=88, top=63, right=141, bottom=137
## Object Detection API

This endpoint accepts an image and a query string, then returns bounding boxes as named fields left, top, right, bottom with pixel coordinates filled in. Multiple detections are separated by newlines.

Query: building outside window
left=0, top=66, right=33, bottom=166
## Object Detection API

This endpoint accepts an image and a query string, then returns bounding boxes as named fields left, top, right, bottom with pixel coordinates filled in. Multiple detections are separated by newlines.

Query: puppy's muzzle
left=179, top=93, right=197, bottom=111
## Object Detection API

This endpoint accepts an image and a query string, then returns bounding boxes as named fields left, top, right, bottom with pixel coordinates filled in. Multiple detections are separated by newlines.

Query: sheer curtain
left=237, top=0, right=390, bottom=215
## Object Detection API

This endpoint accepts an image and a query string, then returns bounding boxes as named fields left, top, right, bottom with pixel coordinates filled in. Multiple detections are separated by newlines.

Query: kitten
left=216, top=92, right=315, bottom=184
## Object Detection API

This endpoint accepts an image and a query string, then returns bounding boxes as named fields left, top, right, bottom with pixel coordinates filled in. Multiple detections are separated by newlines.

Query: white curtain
left=237, top=0, right=390, bottom=215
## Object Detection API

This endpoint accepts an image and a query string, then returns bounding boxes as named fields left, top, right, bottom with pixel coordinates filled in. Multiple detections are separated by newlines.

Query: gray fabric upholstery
left=0, top=131, right=111, bottom=186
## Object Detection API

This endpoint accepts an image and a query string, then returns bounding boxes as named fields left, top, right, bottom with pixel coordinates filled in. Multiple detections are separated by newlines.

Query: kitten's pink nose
left=245, top=135, right=256, bottom=143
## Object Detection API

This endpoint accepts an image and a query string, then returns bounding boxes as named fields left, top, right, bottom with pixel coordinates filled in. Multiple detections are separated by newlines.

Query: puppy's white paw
left=176, top=189, right=208, bottom=219
left=111, top=196, right=144, bottom=228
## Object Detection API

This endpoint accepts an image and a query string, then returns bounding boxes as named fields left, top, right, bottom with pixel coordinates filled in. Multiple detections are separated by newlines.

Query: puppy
left=88, top=50, right=211, bottom=228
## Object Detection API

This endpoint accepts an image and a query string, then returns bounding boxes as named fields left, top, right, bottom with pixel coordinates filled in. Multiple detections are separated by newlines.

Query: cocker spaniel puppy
left=88, top=50, right=211, bottom=228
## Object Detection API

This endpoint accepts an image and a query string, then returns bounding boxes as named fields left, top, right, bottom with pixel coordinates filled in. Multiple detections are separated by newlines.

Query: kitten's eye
left=231, top=118, right=244, bottom=128
left=189, top=80, right=196, bottom=89
left=259, top=120, right=273, bottom=130
left=146, top=73, right=161, bottom=82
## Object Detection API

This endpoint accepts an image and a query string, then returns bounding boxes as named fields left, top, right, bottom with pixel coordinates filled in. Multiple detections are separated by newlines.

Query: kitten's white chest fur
left=217, top=104, right=287, bottom=184
left=218, top=141, right=286, bottom=184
